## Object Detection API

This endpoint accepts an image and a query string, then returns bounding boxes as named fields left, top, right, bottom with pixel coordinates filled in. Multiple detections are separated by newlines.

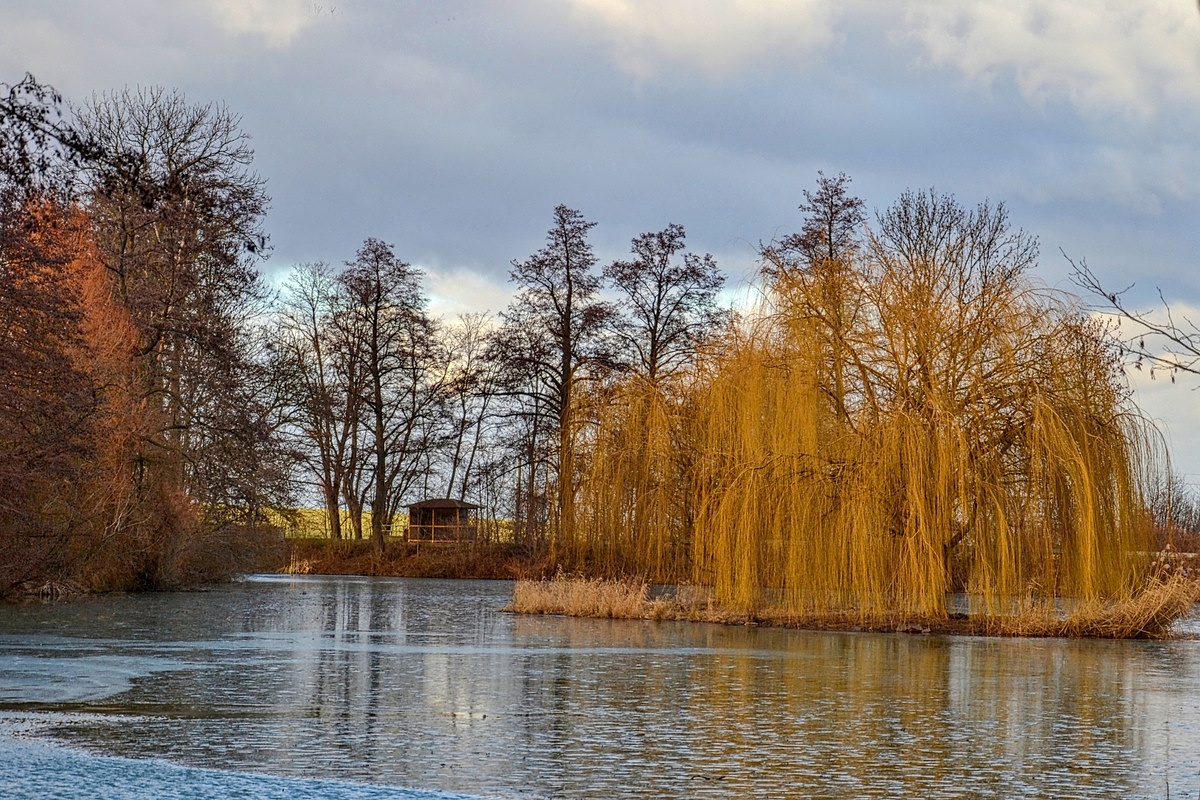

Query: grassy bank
left=278, top=538, right=543, bottom=580
left=504, top=573, right=1200, bottom=639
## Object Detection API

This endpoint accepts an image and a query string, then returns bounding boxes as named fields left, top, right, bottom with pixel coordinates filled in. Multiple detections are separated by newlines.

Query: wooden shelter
left=406, top=498, right=480, bottom=543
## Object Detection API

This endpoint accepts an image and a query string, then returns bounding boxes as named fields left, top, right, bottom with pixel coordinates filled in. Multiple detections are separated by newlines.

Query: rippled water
left=1, top=575, right=1198, bottom=799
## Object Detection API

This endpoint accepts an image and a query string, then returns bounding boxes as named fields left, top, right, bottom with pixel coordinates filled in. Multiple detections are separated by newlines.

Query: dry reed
left=504, top=573, right=651, bottom=619
left=986, top=574, right=1200, bottom=639
left=507, top=576, right=1200, bottom=638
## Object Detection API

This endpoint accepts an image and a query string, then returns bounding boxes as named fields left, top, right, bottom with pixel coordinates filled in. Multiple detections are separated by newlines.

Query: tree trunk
left=323, top=487, right=342, bottom=540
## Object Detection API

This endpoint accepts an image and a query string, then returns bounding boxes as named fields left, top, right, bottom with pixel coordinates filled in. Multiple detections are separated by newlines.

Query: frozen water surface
left=1, top=575, right=1198, bottom=799
left=0, top=714, right=473, bottom=799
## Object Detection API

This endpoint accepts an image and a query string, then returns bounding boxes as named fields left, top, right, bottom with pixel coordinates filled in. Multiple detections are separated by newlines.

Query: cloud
left=204, top=0, right=321, bottom=48
left=1005, top=142, right=1200, bottom=215
left=424, top=265, right=516, bottom=320
left=564, top=0, right=838, bottom=80
left=902, top=1, right=1200, bottom=122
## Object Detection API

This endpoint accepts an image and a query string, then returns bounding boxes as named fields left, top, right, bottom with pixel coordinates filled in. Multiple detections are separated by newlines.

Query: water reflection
left=0, top=575, right=1196, bottom=799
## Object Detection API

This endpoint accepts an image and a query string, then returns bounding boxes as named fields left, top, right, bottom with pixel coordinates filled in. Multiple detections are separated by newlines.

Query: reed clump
left=505, top=573, right=652, bottom=619
left=509, top=576, right=1200, bottom=638
left=986, top=573, right=1200, bottom=639
left=557, top=188, right=1193, bottom=637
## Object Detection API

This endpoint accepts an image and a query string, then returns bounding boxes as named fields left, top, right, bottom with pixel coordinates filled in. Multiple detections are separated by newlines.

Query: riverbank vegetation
left=282, top=538, right=535, bottom=580
left=571, top=177, right=1173, bottom=622
left=1, top=75, right=286, bottom=596
left=506, top=572, right=1199, bottom=639
left=3, top=73, right=1199, bottom=637
left=504, top=174, right=1200, bottom=636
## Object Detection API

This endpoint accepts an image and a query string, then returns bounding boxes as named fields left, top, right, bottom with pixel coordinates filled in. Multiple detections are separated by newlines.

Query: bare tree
left=866, top=188, right=1041, bottom=413
left=490, top=321, right=555, bottom=546
left=339, top=238, right=448, bottom=552
left=605, top=223, right=725, bottom=385
left=443, top=312, right=502, bottom=500
left=1, top=73, right=98, bottom=200
left=74, top=85, right=283, bottom=579
left=272, top=262, right=363, bottom=539
left=1145, top=469, right=1200, bottom=551
left=77, top=89, right=276, bottom=501
left=499, top=205, right=614, bottom=554
left=761, top=172, right=869, bottom=425
left=1070, top=255, right=1200, bottom=381
left=787, top=171, right=867, bottom=268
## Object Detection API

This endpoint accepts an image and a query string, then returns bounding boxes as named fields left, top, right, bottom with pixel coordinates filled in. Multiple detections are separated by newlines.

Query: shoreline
left=503, top=575, right=1200, bottom=640
left=279, top=538, right=538, bottom=581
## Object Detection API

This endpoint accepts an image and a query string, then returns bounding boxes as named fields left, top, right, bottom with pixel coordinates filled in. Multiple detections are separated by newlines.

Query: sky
left=3, top=0, right=1200, bottom=478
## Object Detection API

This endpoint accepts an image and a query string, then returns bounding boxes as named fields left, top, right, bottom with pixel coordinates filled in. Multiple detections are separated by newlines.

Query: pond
left=1, top=575, right=1198, bottom=799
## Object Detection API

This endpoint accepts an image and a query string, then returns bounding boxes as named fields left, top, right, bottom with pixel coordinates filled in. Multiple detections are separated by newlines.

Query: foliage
left=570, top=180, right=1163, bottom=621
left=1, top=73, right=1185, bottom=625
left=0, top=76, right=287, bottom=596
left=74, top=85, right=284, bottom=520
left=0, top=201, right=98, bottom=593
left=507, top=574, right=1198, bottom=638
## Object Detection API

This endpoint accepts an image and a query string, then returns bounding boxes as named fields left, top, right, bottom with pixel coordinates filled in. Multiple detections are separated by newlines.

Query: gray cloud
left=4, top=0, right=1200, bottom=473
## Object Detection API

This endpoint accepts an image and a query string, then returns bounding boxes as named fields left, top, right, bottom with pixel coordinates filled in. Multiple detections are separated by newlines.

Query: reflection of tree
left=21, top=580, right=1195, bottom=797
left=505, top=617, right=1155, bottom=798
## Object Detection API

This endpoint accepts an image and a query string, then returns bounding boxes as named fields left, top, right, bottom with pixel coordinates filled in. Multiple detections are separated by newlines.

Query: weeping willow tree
left=574, top=179, right=1162, bottom=621
left=575, top=374, right=694, bottom=580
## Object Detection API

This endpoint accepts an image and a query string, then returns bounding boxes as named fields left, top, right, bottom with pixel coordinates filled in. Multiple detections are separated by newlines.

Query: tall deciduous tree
left=75, top=87, right=277, bottom=514
left=0, top=74, right=100, bottom=593
left=500, top=205, right=613, bottom=554
left=2, top=76, right=285, bottom=593
left=762, top=172, right=869, bottom=426
left=605, top=223, right=725, bottom=385
left=788, top=171, right=867, bottom=268
left=272, top=261, right=361, bottom=540
left=339, top=238, right=447, bottom=552
left=443, top=312, right=502, bottom=501
left=0, top=201, right=98, bottom=593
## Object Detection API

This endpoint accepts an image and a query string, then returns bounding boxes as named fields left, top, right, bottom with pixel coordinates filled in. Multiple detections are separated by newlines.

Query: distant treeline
left=1, top=74, right=1193, bottom=604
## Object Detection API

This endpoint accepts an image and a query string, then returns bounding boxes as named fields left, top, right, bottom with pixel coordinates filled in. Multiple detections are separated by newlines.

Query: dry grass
left=504, top=573, right=651, bottom=618
left=986, top=574, right=1200, bottom=639
left=506, top=575, right=1200, bottom=639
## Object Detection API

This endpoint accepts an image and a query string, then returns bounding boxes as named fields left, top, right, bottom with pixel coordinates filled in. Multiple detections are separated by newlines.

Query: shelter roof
left=407, top=498, right=481, bottom=510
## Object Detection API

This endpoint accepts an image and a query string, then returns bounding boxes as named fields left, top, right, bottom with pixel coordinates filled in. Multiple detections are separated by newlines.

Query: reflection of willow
left=572, top=223, right=1160, bottom=620
left=680, top=634, right=1144, bottom=797
left=503, top=615, right=1154, bottom=796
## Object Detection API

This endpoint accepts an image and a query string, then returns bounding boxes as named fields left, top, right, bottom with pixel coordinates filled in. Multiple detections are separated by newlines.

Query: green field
left=266, top=508, right=515, bottom=543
